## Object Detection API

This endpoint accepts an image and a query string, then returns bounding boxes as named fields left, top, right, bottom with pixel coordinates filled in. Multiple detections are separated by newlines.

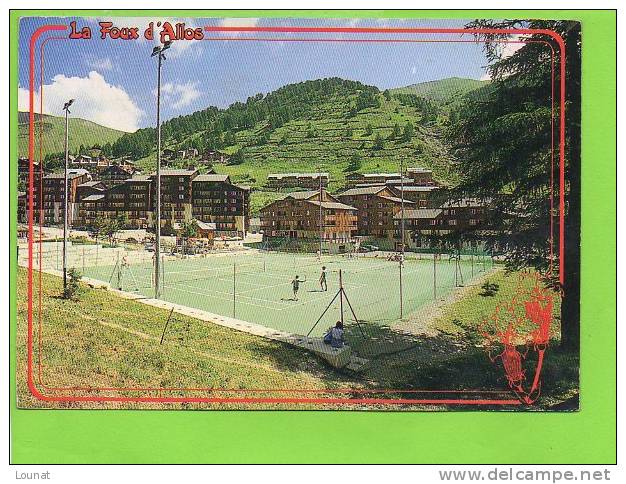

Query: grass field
left=81, top=251, right=492, bottom=341
left=17, top=261, right=578, bottom=409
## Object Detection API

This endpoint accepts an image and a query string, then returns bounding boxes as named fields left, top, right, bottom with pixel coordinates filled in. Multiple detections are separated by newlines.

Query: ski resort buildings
left=259, top=190, right=357, bottom=242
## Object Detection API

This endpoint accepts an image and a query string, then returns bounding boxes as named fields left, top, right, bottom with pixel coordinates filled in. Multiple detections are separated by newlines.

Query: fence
left=18, top=240, right=155, bottom=273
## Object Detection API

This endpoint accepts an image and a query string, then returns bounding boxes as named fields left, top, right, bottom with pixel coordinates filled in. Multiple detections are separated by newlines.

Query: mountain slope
left=390, top=77, right=489, bottom=103
left=17, top=112, right=126, bottom=158
left=117, top=78, right=460, bottom=213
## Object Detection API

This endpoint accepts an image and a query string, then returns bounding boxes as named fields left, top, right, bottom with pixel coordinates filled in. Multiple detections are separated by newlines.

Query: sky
left=18, top=16, right=517, bottom=133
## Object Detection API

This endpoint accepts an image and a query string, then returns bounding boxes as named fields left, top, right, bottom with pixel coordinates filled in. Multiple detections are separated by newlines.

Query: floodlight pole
left=62, top=100, right=73, bottom=293
left=400, top=158, right=405, bottom=255
left=152, top=45, right=168, bottom=299
left=433, top=235, right=438, bottom=301
left=318, top=165, right=323, bottom=260
left=399, top=158, right=405, bottom=318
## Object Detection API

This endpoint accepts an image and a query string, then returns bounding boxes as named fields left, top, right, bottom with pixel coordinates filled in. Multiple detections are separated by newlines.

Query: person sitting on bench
left=323, top=321, right=345, bottom=348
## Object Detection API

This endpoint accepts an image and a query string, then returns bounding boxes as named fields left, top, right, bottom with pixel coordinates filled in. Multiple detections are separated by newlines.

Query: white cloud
left=18, top=71, right=142, bottom=132
left=86, top=56, right=114, bottom=71
left=411, top=66, right=417, bottom=75
left=156, top=81, right=202, bottom=110
left=218, top=17, right=259, bottom=37
left=18, top=87, right=30, bottom=112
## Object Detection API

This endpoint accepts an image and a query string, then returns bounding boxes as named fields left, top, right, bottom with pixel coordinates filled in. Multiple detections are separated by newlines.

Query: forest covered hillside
left=23, top=77, right=487, bottom=213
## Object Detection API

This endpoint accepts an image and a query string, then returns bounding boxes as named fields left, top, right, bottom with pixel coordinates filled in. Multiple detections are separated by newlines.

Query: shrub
left=479, top=281, right=500, bottom=297
left=63, top=267, right=82, bottom=300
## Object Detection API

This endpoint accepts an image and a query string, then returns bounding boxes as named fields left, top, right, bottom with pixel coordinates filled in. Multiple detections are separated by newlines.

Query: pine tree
left=448, top=20, right=581, bottom=350
left=389, top=123, right=401, bottom=140
left=401, top=122, right=414, bottom=142
left=372, top=133, right=384, bottom=150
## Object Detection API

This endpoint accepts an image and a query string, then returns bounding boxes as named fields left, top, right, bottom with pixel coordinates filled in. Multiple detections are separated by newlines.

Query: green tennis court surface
left=82, top=251, right=492, bottom=338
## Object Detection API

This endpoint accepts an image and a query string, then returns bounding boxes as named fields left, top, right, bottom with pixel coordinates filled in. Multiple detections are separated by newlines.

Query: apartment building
left=37, top=169, right=91, bottom=225
left=388, top=185, right=441, bottom=207
left=153, top=169, right=198, bottom=233
left=345, top=172, right=403, bottom=187
left=98, top=164, right=135, bottom=186
left=259, top=190, right=357, bottom=241
left=266, top=172, right=329, bottom=190
left=337, top=185, right=414, bottom=238
left=192, top=173, right=250, bottom=237
left=76, top=175, right=153, bottom=229
left=394, top=198, right=492, bottom=246
left=406, top=167, right=436, bottom=186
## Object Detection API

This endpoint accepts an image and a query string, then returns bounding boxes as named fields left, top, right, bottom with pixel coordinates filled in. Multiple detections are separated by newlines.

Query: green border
left=10, top=9, right=616, bottom=464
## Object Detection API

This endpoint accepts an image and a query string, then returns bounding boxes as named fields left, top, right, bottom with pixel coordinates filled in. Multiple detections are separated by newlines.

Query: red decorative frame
left=26, top=23, right=566, bottom=406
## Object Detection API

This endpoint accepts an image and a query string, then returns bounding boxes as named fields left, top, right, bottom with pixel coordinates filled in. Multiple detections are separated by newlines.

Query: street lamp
left=62, top=99, right=74, bottom=294
left=151, top=40, right=171, bottom=299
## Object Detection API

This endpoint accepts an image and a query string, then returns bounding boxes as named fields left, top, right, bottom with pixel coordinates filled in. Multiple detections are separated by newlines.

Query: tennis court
left=81, top=250, right=493, bottom=338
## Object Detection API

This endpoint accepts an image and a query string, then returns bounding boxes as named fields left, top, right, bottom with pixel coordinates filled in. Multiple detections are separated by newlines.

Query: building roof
left=407, top=167, right=432, bottom=174
left=281, top=190, right=320, bottom=200
left=196, top=221, right=217, bottom=230
left=268, top=172, right=329, bottom=179
left=77, top=181, right=104, bottom=188
left=307, top=200, right=357, bottom=211
left=378, top=195, right=416, bottom=205
left=81, top=194, right=105, bottom=202
left=361, top=172, right=401, bottom=178
left=193, top=174, right=230, bottom=183
left=44, top=169, right=89, bottom=180
left=394, top=209, right=443, bottom=220
left=154, top=169, right=198, bottom=176
left=129, top=175, right=152, bottom=182
left=391, top=185, right=439, bottom=192
left=338, top=186, right=388, bottom=197
left=384, top=177, right=418, bottom=185
left=101, top=164, right=132, bottom=173
left=441, top=198, right=490, bottom=208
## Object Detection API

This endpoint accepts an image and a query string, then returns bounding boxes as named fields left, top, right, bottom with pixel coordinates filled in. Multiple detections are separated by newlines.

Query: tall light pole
left=151, top=41, right=171, bottom=299
left=399, top=158, right=405, bottom=318
left=318, top=164, right=323, bottom=260
left=62, top=99, right=74, bottom=293
left=400, top=159, right=405, bottom=256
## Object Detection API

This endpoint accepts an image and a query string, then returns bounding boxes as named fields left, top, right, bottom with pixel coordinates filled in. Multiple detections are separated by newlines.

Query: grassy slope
left=390, top=77, right=489, bottom=102
left=16, top=267, right=362, bottom=409
left=16, top=267, right=577, bottom=409
left=135, top=92, right=457, bottom=214
left=17, top=112, right=126, bottom=158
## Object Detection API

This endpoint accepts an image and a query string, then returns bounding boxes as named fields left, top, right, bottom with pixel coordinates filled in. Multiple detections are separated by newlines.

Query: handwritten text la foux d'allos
left=69, top=20, right=205, bottom=42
